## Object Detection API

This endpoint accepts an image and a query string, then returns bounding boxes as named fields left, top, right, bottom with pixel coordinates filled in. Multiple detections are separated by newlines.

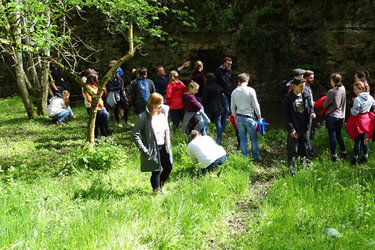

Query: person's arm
left=305, top=92, right=316, bottom=119
left=351, top=98, right=360, bottom=116
left=132, top=116, right=149, bottom=155
left=165, top=84, right=172, bottom=106
left=284, top=95, right=296, bottom=136
left=187, top=145, right=198, bottom=163
left=230, top=92, right=236, bottom=118
left=323, top=90, right=333, bottom=109
left=176, top=60, right=191, bottom=72
left=149, top=79, right=156, bottom=93
left=250, top=89, right=261, bottom=120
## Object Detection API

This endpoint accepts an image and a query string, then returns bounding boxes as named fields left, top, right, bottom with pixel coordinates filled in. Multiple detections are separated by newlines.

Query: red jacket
left=346, top=112, right=375, bottom=140
left=166, top=80, right=186, bottom=110
left=314, top=96, right=327, bottom=116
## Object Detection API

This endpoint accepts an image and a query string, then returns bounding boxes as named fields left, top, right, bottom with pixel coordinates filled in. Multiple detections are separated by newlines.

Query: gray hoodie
left=351, top=92, right=375, bottom=116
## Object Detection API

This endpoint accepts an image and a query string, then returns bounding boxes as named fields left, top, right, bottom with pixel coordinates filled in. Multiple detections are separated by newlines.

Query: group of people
left=48, top=56, right=375, bottom=191
left=131, top=57, right=266, bottom=192
left=284, top=69, right=375, bottom=176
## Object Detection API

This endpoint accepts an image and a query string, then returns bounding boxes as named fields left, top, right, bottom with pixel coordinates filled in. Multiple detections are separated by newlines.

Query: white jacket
left=47, top=96, right=66, bottom=117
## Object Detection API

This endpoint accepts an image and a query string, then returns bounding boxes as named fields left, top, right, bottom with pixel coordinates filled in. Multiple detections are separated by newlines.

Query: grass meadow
left=0, top=96, right=374, bottom=249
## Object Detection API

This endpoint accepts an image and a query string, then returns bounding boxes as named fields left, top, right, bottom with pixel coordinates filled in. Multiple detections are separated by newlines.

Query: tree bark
left=14, top=0, right=36, bottom=119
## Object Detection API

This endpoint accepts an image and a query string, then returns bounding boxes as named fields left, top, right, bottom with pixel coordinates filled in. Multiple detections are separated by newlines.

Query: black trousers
left=113, top=93, right=130, bottom=123
left=287, top=130, right=308, bottom=167
left=150, top=144, right=173, bottom=190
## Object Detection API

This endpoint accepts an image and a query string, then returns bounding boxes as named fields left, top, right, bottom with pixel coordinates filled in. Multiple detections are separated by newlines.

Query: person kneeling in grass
left=187, top=130, right=226, bottom=174
left=47, top=90, right=76, bottom=125
left=284, top=76, right=316, bottom=176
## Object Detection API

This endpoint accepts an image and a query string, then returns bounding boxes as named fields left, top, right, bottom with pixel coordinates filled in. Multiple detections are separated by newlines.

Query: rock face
left=2, top=0, right=375, bottom=102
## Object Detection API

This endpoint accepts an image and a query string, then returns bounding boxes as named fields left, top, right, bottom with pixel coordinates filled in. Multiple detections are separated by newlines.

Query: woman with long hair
left=165, top=70, right=186, bottom=130
left=323, top=73, right=346, bottom=161
left=132, top=93, right=173, bottom=193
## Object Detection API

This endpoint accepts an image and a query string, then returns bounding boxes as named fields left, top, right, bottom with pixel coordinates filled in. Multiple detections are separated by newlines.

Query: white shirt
left=151, top=113, right=167, bottom=145
left=187, top=135, right=226, bottom=167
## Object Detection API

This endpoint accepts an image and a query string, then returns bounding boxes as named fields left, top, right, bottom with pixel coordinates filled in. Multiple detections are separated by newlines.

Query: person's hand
left=258, top=116, right=262, bottom=121
left=290, top=130, right=297, bottom=138
left=310, top=113, right=316, bottom=119
left=132, top=68, right=136, bottom=73
left=364, top=138, right=369, bottom=145
left=183, top=61, right=191, bottom=68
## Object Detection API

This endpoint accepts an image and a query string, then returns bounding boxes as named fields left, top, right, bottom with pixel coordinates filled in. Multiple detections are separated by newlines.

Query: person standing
left=130, top=67, right=156, bottom=115
left=230, top=73, right=262, bottom=161
left=346, top=81, right=375, bottom=165
left=132, top=93, right=173, bottom=193
left=215, top=57, right=235, bottom=136
left=202, top=73, right=224, bottom=144
left=191, top=60, right=206, bottom=102
left=165, top=70, right=186, bottom=130
left=106, top=60, right=131, bottom=127
left=323, top=73, right=347, bottom=162
left=303, top=70, right=316, bottom=156
left=154, top=61, right=191, bottom=101
left=284, top=77, right=316, bottom=176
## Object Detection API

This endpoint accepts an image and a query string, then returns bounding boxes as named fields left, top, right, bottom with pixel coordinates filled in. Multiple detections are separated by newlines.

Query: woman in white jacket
left=47, top=90, right=75, bottom=125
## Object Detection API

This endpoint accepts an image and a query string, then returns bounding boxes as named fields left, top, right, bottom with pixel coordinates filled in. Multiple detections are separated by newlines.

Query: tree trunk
left=87, top=97, right=100, bottom=145
left=14, top=0, right=36, bottom=119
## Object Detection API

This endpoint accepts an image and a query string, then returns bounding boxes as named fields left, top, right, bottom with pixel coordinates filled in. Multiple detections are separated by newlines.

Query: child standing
left=284, top=77, right=316, bottom=176
left=346, top=81, right=375, bottom=165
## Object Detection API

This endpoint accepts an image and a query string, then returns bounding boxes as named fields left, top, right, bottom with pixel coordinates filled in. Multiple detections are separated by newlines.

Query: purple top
left=182, top=93, right=202, bottom=112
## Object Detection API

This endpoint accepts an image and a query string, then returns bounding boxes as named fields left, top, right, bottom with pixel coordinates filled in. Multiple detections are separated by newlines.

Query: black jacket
left=202, top=82, right=224, bottom=115
left=284, top=91, right=314, bottom=133
left=107, top=74, right=124, bottom=92
left=215, top=65, right=235, bottom=96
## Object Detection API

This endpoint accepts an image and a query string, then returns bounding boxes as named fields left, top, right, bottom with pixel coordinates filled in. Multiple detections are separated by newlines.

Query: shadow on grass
left=73, top=181, right=148, bottom=200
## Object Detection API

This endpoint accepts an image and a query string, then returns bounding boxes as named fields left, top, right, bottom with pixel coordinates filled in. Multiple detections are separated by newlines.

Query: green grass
left=1, top=96, right=375, bottom=249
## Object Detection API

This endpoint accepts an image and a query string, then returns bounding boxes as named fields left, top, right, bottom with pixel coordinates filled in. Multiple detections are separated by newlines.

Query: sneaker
left=331, top=155, right=338, bottom=162
left=253, top=156, right=262, bottom=163
left=116, top=123, right=123, bottom=128
left=290, top=167, right=296, bottom=176
left=71, top=115, right=77, bottom=119
left=350, top=157, right=358, bottom=166
left=161, top=187, right=168, bottom=194
left=56, top=121, right=65, bottom=125
left=359, top=156, right=368, bottom=164
left=125, top=121, right=134, bottom=127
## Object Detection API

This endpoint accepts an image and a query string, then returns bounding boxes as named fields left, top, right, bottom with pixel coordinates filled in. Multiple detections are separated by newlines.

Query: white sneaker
left=117, top=123, right=123, bottom=128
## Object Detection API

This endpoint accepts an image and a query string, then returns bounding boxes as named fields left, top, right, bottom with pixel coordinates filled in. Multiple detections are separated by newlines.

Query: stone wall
left=2, top=0, right=375, bottom=102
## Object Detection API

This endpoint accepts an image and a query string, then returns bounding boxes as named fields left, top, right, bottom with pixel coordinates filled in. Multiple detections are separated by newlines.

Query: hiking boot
left=290, top=167, right=296, bottom=177
left=359, top=156, right=368, bottom=164
left=350, top=157, right=358, bottom=166
left=253, top=156, right=262, bottom=163
left=308, top=149, right=316, bottom=158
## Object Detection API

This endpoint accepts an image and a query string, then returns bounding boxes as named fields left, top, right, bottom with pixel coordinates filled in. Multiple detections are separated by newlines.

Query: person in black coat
left=202, top=73, right=224, bottom=144
left=284, top=76, right=316, bottom=176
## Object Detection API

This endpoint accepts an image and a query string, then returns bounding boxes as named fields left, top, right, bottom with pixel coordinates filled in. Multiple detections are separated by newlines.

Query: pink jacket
left=346, top=112, right=375, bottom=140
left=166, top=80, right=186, bottom=110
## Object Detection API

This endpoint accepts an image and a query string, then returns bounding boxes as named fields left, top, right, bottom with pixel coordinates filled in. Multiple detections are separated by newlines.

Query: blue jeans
left=236, top=116, right=259, bottom=160
left=52, top=108, right=72, bottom=122
left=206, top=153, right=226, bottom=171
left=307, top=117, right=312, bottom=151
left=221, top=94, right=230, bottom=132
left=208, top=114, right=223, bottom=143
left=325, top=115, right=345, bottom=155
left=354, top=132, right=368, bottom=157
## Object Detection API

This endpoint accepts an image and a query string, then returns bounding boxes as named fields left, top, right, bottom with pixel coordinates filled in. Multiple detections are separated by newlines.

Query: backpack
left=137, top=78, right=151, bottom=103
